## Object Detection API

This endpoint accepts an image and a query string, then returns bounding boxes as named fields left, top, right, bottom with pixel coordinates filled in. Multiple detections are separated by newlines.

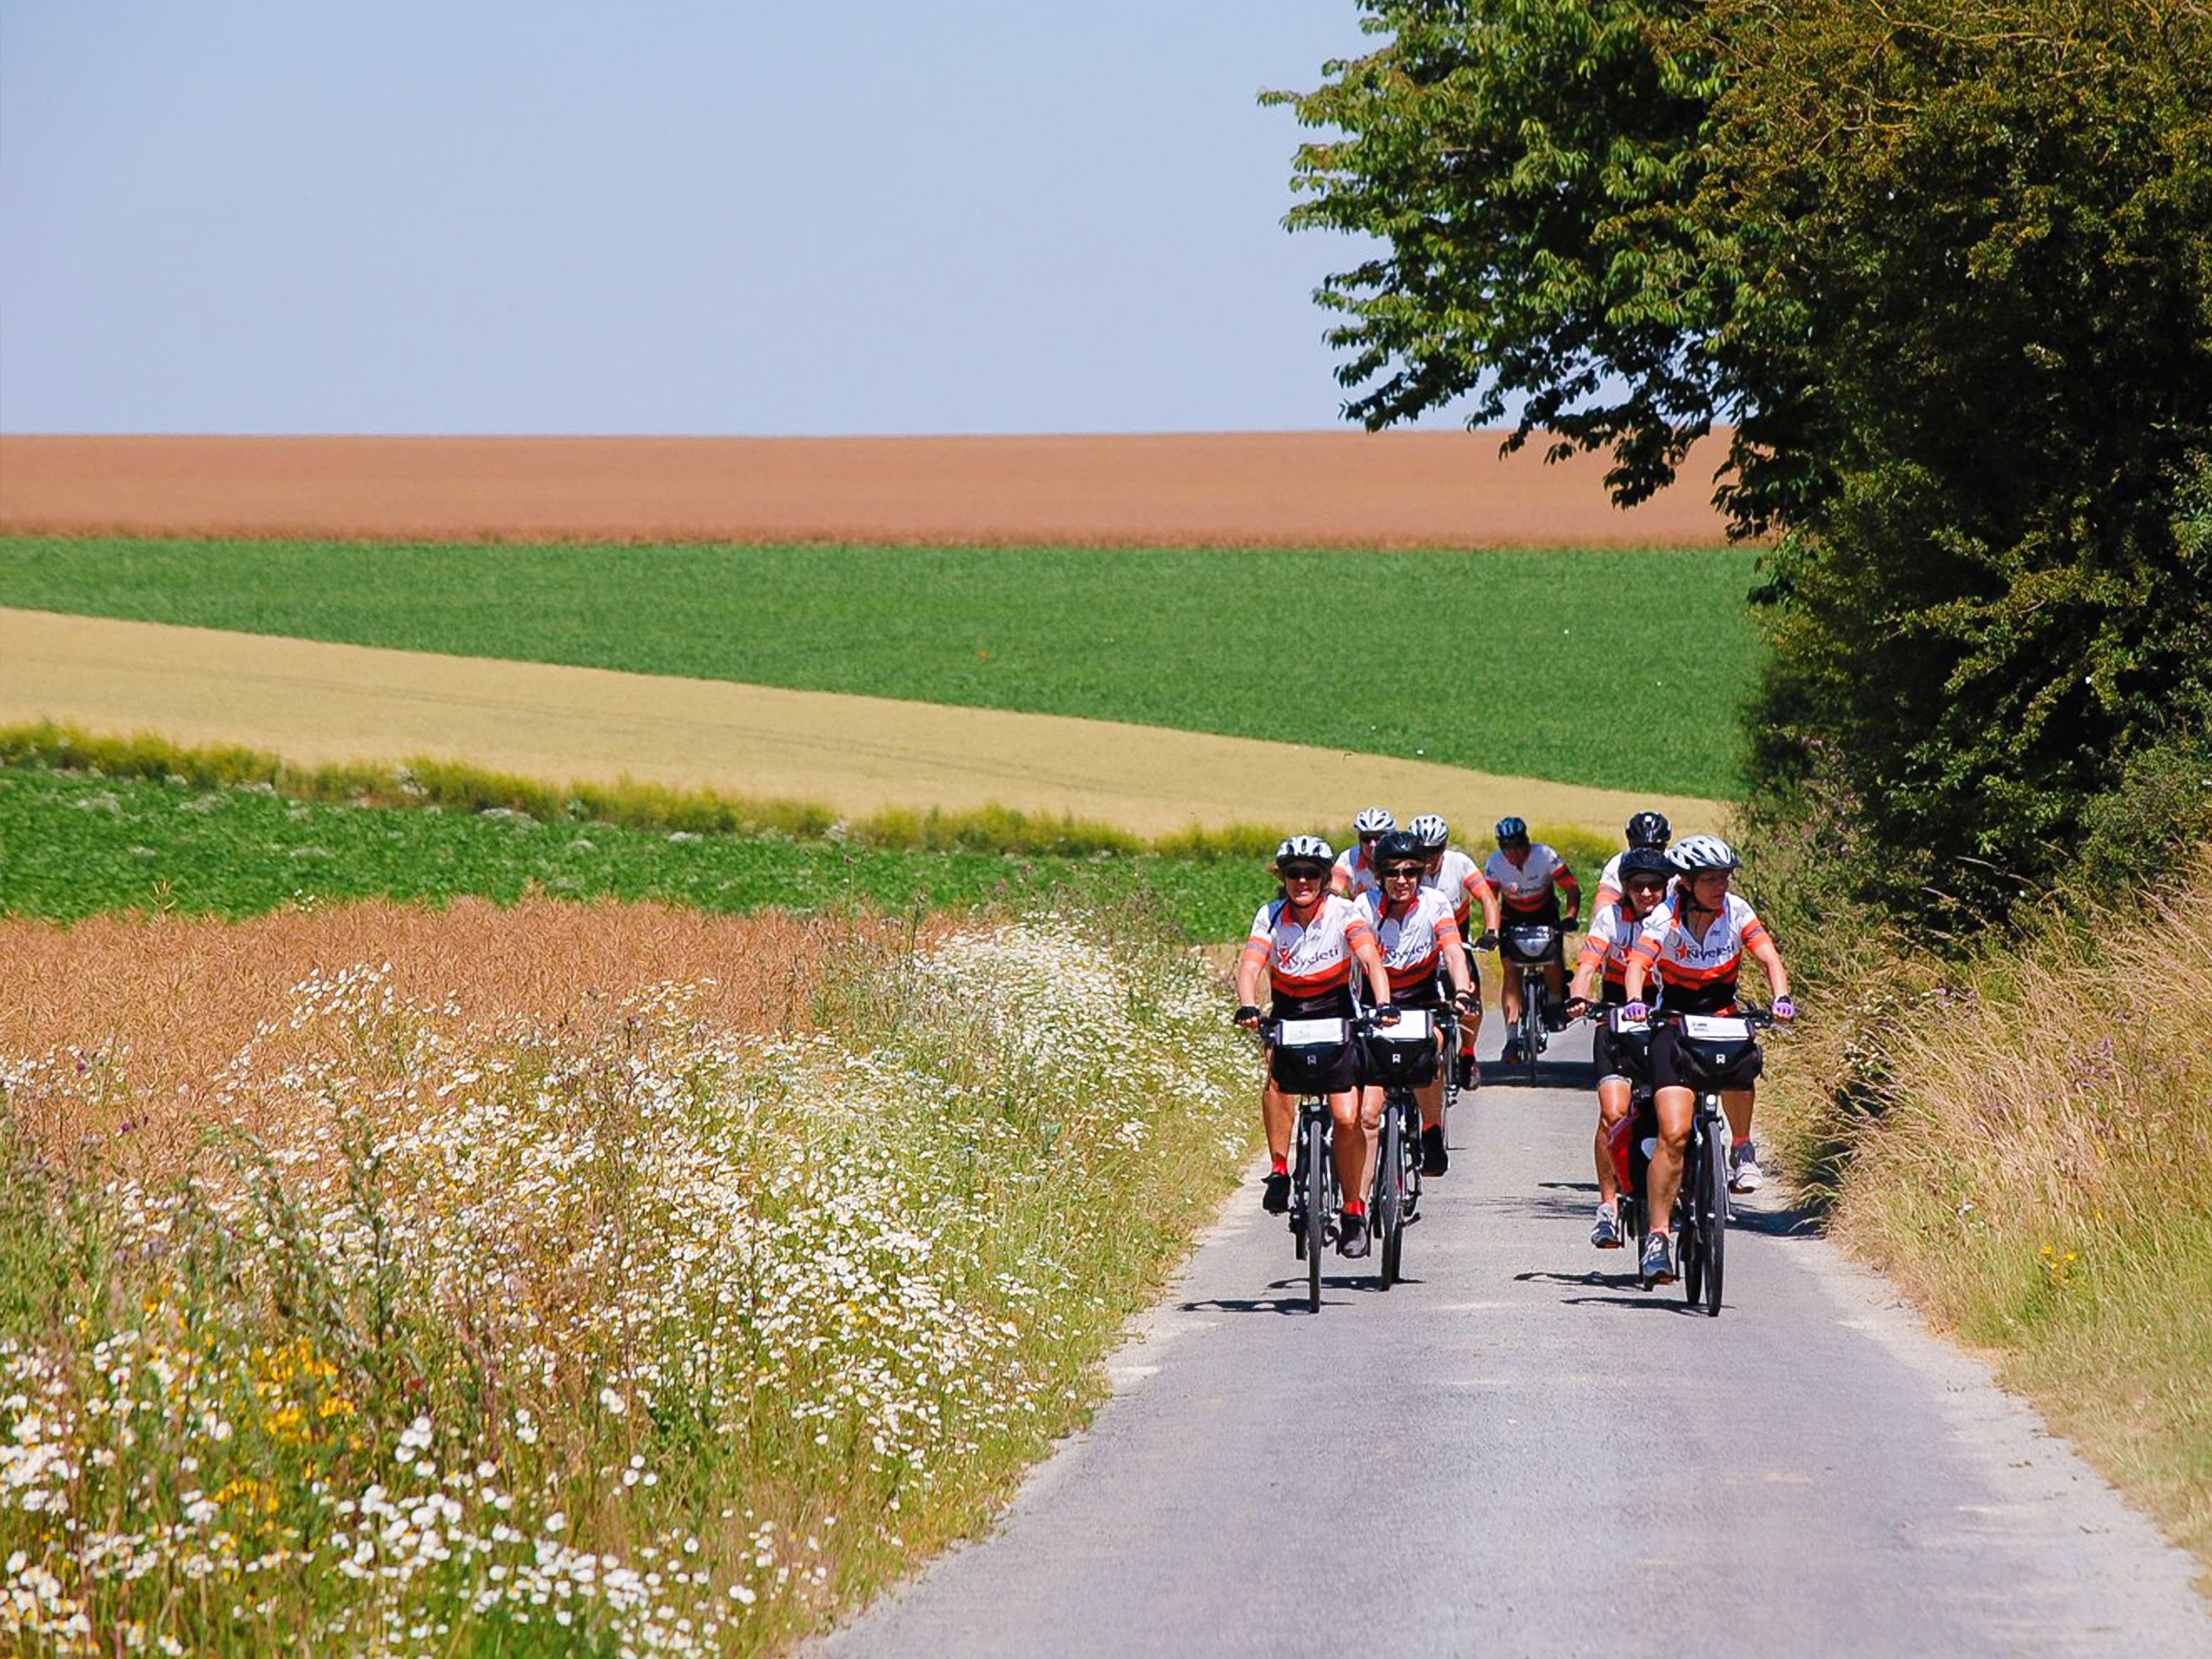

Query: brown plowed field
left=0, top=430, right=1734, bottom=547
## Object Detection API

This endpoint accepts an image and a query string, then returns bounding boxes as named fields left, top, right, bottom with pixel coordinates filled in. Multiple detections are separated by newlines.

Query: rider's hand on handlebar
left=1563, top=995, right=1591, bottom=1020
left=1771, top=995, right=1797, bottom=1021
left=1475, top=931, right=1499, bottom=952
left=1375, top=1002, right=1402, bottom=1027
left=1622, top=1001, right=1649, bottom=1023
left=1452, top=988, right=1478, bottom=1012
left=1233, top=1003, right=1262, bottom=1030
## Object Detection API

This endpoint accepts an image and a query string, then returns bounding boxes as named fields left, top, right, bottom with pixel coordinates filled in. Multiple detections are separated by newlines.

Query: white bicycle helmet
left=1352, top=806, right=1396, bottom=836
left=1408, top=814, right=1450, bottom=850
left=1667, top=833, right=1740, bottom=873
left=1274, top=834, right=1334, bottom=868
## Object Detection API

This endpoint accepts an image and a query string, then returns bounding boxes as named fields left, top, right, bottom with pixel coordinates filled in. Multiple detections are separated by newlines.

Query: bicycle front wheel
left=1702, top=1116, right=1729, bottom=1316
left=1302, top=1111, right=1328, bottom=1313
left=1519, top=975, right=1543, bottom=1083
left=1376, top=1097, right=1404, bottom=1288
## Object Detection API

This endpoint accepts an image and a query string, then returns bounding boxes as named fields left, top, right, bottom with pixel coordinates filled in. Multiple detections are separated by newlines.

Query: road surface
left=826, top=1023, right=2209, bottom=1657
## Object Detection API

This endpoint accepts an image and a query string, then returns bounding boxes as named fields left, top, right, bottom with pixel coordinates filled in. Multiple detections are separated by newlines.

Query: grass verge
left=0, top=536, right=1762, bottom=798
left=0, top=898, right=1260, bottom=1653
left=1758, top=846, right=2212, bottom=1586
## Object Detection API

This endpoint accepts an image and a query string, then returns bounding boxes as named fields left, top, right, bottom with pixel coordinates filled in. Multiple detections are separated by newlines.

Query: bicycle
left=1630, top=1008, right=1776, bottom=1316
left=1362, top=1006, right=1441, bottom=1290
left=1499, top=922, right=1565, bottom=1084
left=1271, top=1014, right=1354, bottom=1313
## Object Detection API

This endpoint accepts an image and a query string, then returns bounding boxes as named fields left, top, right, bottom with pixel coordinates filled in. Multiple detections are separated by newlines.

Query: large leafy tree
left=1275, top=0, right=2212, bottom=908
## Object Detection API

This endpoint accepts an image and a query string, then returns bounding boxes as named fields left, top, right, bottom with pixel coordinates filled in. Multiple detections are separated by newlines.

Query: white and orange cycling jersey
left=1628, top=893, right=1775, bottom=1013
left=1329, top=844, right=1382, bottom=903
left=1484, top=844, right=1574, bottom=916
left=1421, top=849, right=1495, bottom=933
left=1574, top=899, right=1644, bottom=995
left=1240, top=893, right=1376, bottom=1007
left=1356, top=888, right=1463, bottom=1000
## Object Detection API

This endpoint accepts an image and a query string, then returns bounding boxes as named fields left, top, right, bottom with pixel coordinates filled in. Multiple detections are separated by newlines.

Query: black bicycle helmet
left=1624, top=810, right=1671, bottom=849
left=1494, top=815, right=1529, bottom=845
left=1618, top=847, right=1672, bottom=883
left=1374, top=830, right=1427, bottom=870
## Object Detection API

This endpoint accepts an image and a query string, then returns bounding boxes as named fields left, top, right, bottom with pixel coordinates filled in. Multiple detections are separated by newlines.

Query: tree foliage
left=1275, top=0, right=2212, bottom=912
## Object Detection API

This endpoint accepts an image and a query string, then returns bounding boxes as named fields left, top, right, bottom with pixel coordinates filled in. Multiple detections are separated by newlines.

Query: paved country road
left=825, top=1024, right=2209, bottom=1658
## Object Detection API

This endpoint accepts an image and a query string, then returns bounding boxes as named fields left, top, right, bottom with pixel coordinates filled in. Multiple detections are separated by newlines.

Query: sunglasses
left=1624, top=877, right=1669, bottom=893
left=1382, top=866, right=1425, bottom=880
left=1281, top=866, right=1329, bottom=882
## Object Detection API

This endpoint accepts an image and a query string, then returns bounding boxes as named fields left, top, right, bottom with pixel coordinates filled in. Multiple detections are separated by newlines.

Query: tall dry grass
left=1760, top=845, right=2212, bottom=1579
left=0, top=895, right=1255, bottom=1655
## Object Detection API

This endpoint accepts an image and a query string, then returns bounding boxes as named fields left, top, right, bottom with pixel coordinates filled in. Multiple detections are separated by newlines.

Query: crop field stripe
left=0, top=765, right=1270, bottom=939
left=0, top=537, right=1763, bottom=798
left=0, top=609, right=1728, bottom=842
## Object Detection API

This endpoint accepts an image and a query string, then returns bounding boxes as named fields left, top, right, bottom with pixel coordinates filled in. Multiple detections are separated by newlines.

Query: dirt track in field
left=0, top=431, right=1734, bottom=548
left=0, top=609, right=1723, bottom=838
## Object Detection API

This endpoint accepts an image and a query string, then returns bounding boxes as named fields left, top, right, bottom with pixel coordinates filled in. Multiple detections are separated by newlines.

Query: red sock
left=1271, top=1155, right=1288, bottom=1175
left=1344, top=1198, right=1366, bottom=1217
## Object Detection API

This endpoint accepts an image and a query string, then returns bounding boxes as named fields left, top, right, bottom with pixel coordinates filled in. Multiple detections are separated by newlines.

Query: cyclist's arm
left=1470, top=874, right=1502, bottom=935
left=1348, top=927, right=1394, bottom=1008
left=1567, top=933, right=1605, bottom=1005
left=1235, top=938, right=1268, bottom=1009
left=1556, top=868, right=1581, bottom=923
left=1747, top=933, right=1789, bottom=1005
left=1438, top=915, right=1474, bottom=1001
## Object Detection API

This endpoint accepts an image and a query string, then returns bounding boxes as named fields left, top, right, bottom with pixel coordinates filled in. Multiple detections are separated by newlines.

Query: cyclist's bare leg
left=1500, top=969, right=1523, bottom=1030
left=1594, top=1076, right=1632, bottom=1205
left=1721, top=1086, right=1755, bottom=1146
left=1417, top=1071, right=1446, bottom=1131
left=1540, top=954, right=1567, bottom=1015
left=1330, top=1089, right=1372, bottom=1205
left=1262, top=1081, right=1296, bottom=1166
left=1646, top=1086, right=1694, bottom=1232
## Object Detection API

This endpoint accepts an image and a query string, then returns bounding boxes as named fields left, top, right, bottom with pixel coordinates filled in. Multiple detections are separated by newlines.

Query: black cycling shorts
left=1593, top=1020, right=1653, bottom=1086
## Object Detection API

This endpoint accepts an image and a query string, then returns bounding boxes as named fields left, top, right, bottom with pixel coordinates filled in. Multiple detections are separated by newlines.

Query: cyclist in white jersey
left=1562, top=847, right=1673, bottom=1248
left=1330, top=805, right=1397, bottom=902
left=1619, top=835, right=1796, bottom=1283
left=1356, top=832, right=1478, bottom=1177
left=1407, top=815, right=1500, bottom=1084
left=1484, top=817, right=1582, bottom=1065
left=1592, top=810, right=1672, bottom=909
left=1235, top=836, right=1399, bottom=1256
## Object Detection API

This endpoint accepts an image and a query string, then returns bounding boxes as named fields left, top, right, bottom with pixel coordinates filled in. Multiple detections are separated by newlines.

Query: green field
left=0, top=765, right=1270, bottom=939
left=0, top=537, right=1763, bottom=798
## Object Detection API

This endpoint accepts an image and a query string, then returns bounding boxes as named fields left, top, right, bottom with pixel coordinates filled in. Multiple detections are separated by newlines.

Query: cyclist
left=1235, top=836, right=1399, bottom=1259
left=1356, top=831, right=1479, bottom=1178
left=1407, top=814, right=1501, bottom=1085
left=1484, top=817, right=1581, bottom=1066
left=1592, top=810, right=1672, bottom=910
left=1562, top=847, right=1674, bottom=1249
left=1330, top=806, right=1397, bottom=902
left=1619, top=834, right=1796, bottom=1283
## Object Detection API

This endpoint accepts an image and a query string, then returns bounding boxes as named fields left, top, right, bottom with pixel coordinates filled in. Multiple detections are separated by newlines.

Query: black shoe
left=1338, top=1211, right=1370, bottom=1258
left=1421, top=1124, right=1449, bottom=1177
left=1262, top=1171, right=1292, bottom=1214
left=1500, top=1033, right=1526, bottom=1067
left=1453, top=1048, right=1477, bottom=1089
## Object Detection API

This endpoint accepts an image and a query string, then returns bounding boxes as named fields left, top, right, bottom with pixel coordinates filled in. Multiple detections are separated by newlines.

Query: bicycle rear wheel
left=1302, top=1112, right=1328, bottom=1313
left=1376, top=1096, right=1404, bottom=1288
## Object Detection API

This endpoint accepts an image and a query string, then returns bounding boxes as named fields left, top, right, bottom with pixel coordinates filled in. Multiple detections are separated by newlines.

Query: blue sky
left=0, top=1, right=1491, bottom=436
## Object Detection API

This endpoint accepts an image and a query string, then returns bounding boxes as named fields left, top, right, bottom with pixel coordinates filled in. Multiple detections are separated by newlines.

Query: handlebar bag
left=1674, top=1014, right=1760, bottom=1086
left=1270, top=1016, right=1353, bottom=1094
left=1501, top=924, right=1561, bottom=963
left=1363, top=1007, right=1438, bottom=1084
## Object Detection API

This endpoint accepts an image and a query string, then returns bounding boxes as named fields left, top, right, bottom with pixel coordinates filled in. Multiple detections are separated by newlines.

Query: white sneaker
left=1729, top=1141, right=1764, bottom=1193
